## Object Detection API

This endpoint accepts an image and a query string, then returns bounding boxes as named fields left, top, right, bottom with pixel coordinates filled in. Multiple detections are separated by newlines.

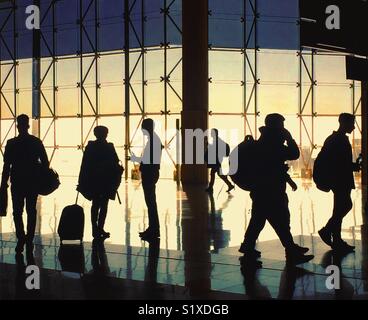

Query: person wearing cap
left=78, top=126, right=121, bottom=240
left=0, top=114, right=49, bottom=255
left=129, top=118, right=163, bottom=241
left=239, top=113, right=314, bottom=265
left=318, top=113, right=360, bottom=252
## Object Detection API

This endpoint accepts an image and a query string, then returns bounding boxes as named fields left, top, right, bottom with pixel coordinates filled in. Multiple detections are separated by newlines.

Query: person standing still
left=129, top=119, right=163, bottom=240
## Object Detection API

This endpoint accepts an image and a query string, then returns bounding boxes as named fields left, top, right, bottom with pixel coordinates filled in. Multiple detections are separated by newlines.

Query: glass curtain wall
left=0, top=0, right=362, bottom=179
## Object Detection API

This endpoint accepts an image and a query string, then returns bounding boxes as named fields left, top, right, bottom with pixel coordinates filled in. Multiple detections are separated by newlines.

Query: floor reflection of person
left=129, top=119, right=163, bottom=241
left=0, top=115, right=49, bottom=255
left=208, top=192, right=231, bottom=253
left=83, top=239, right=114, bottom=300
left=78, top=126, right=122, bottom=240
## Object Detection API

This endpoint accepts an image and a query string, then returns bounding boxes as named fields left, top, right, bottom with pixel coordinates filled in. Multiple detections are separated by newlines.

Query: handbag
left=38, top=168, right=61, bottom=196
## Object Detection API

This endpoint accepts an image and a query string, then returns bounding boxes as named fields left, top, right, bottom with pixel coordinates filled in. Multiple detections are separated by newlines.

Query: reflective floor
left=0, top=177, right=367, bottom=300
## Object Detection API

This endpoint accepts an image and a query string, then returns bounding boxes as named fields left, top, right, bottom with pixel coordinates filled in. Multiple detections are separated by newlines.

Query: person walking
left=0, top=114, right=49, bottom=255
left=318, top=113, right=361, bottom=252
left=239, top=114, right=313, bottom=265
left=205, top=129, right=235, bottom=193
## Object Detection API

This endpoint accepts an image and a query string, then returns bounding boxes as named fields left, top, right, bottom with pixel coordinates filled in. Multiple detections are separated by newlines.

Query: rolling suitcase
left=58, top=193, right=84, bottom=243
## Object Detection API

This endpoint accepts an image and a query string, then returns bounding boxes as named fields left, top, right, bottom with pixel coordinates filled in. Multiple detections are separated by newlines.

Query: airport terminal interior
left=0, top=0, right=367, bottom=300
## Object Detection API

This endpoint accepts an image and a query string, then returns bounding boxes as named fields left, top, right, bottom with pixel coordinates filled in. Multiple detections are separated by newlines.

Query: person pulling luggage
left=77, top=126, right=123, bottom=239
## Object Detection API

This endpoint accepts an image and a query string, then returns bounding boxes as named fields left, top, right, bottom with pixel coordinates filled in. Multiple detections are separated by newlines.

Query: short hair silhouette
left=211, top=129, right=219, bottom=137
left=16, top=114, right=30, bottom=129
left=339, top=113, right=355, bottom=125
left=142, top=118, right=154, bottom=132
left=265, top=113, right=285, bottom=129
left=94, top=126, right=108, bottom=140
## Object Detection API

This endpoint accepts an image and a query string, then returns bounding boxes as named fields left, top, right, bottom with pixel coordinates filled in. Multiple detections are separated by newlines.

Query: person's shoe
left=292, top=244, right=309, bottom=254
left=238, top=243, right=261, bottom=258
left=15, top=239, right=26, bottom=254
left=319, top=227, right=332, bottom=246
left=226, top=185, right=235, bottom=193
left=140, top=229, right=160, bottom=240
left=332, top=240, right=355, bottom=252
left=100, top=230, right=110, bottom=239
left=286, top=253, right=314, bottom=266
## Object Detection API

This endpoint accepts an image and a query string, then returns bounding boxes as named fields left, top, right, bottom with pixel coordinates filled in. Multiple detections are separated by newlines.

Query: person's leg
left=218, top=173, right=235, bottom=191
left=142, top=182, right=160, bottom=233
left=325, top=189, right=353, bottom=244
left=91, top=198, right=100, bottom=238
left=25, top=193, right=38, bottom=247
left=11, top=188, right=26, bottom=245
left=266, top=195, right=295, bottom=251
left=97, top=197, right=109, bottom=236
left=241, top=212, right=266, bottom=252
left=240, top=193, right=267, bottom=254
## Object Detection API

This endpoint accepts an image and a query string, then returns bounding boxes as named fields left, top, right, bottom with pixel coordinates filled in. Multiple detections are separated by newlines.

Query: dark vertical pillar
left=362, top=81, right=368, bottom=224
left=181, top=0, right=208, bottom=185
left=32, top=0, right=41, bottom=138
left=124, top=0, right=130, bottom=180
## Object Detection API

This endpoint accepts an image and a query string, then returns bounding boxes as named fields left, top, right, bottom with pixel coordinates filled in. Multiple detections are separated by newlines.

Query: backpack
left=229, top=136, right=259, bottom=191
left=313, top=148, right=332, bottom=192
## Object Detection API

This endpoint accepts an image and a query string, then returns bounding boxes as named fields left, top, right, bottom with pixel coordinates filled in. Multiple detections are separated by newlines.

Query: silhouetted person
left=78, top=126, right=121, bottom=239
left=0, top=115, right=49, bottom=255
left=129, top=118, right=163, bottom=240
left=239, top=114, right=313, bottom=265
left=318, top=113, right=360, bottom=252
left=205, top=129, right=234, bottom=193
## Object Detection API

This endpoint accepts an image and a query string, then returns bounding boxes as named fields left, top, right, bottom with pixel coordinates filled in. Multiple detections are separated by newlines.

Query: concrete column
left=181, top=0, right=208, bottom=185
left=362, top=81, right=368, bottom=224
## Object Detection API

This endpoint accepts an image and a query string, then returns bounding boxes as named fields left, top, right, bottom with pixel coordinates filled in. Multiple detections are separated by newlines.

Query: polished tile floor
left=0, top=177, right=367, bottom=300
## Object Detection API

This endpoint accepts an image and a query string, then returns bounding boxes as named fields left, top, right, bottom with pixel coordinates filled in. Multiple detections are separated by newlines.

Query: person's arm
left=0, top=142, right=11, bottom=189
left=283, top=130, right=300, bottom=161
left=39, top=141, right=49, bottom=168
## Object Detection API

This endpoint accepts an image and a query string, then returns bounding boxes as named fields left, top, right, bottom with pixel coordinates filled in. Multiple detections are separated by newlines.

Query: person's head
left=265, top=113, right=285, bottom=129
left=16, top=114, right=30, bottom=135
left=210, top=128, right=219, bottom=140
left=142, top=118, right=154, bottom=136
left=94, top=126, right=109, bottom=141
left=338, top=113, right=355, bottom=134
left=261, top=113, right=286, bottom=145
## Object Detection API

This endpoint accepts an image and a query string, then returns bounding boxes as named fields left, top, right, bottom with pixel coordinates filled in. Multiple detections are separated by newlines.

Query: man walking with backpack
left=239, top=114, right=313, bottom=265
left=318, top=113, right=361, bottom=252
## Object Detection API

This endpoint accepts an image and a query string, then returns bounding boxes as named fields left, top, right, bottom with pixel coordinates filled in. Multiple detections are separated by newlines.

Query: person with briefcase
left=0, top=114, right=50, bottom=255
